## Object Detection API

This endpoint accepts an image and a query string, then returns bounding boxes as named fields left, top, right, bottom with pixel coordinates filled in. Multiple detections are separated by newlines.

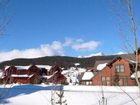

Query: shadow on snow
left=0, top=84, right=64, bottom=104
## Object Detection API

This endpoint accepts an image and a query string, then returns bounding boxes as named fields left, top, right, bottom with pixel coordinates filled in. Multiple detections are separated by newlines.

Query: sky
left=0, top=0, right=140, bottom=62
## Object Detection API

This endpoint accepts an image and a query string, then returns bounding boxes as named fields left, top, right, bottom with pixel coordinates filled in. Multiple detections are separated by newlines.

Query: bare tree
left=120, top=0, right=140, bottom=90
left=110, top=0, right=140, bottom=89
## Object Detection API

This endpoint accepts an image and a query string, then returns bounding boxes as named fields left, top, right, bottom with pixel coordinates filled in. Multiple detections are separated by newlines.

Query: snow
left=11, top=74, right=34, bottom=78
left=97, top=63, right=107, bottom=71
left=5, top=66, right=11, bottom=70
left=128, top=60, right=136, bottom=63
left=15, top=66, right=30, bottom=70
left=78, top=52, right=104, bottom=58
left=41, top=71, right=58, bottom=79
left=131, top=71, right=140, bottom=78
left=36, top=65, right=52, bottom=70
left=82, top=72, right=94, bottom=80
left=0, top=84, right=139, bottom=105
left=4, top=65, right=30, bottom=70
left=74, top=63, right=80, bottom=66
left=5, top=65, right=52, bottom=71
left=114, top=51, right=127, bottom=55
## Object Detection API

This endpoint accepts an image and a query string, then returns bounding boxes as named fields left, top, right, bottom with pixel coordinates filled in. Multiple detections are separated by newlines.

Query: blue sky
left=0, top=0, right=140, bottom=61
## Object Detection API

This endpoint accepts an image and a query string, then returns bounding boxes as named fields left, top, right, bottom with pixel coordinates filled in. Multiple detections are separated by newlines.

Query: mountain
left=0, top=54, right=134, bottom=70
left=78, top=52, right=105, bottom=58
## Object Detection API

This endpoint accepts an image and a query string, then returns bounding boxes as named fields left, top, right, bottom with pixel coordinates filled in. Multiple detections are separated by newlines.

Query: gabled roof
left=107, top=56, right=135, bottom=67
left=95, top=56, right=135, bottom=71
left=49, top=65, right=62, bottom=72
left=94, top=60, right=112, bottom=70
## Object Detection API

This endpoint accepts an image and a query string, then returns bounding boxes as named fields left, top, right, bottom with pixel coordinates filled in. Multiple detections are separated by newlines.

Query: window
left=86, top=81, right=92, bottom=85
left=19, top=70, right=26, bottom=75
left=102, top=77, right=106, bottom=81
left=119, top=77, right=128, bottom=86
left=101, top=76, right=110, bottom=86
left=115, top=64, right=125, bottom=72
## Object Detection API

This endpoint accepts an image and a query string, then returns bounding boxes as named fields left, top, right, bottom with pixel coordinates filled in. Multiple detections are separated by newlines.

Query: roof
left=82, top=72, right=94, bottom=80
left=11, top=74, right=34, bottom=78
left=131, top=71, right=140, bottom=78
left=36, top=65, right=52, bottom=70
left=97, top=63, right=107, bottom=71
left=41, top=71, right=58, bottom=79
left=15, top=66, right=30, bottom=70
left=5, top=65, right=30, bottom=70
left=5, top=65, right=52, bottom=71
left=94, top=60, right=111, bottom=70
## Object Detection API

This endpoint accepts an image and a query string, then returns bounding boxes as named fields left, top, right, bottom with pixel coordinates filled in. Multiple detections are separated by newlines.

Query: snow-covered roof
left=5, top=65, right=30, bottom=70
left=41, top=71, right=58, bottom=79
left=5, top=65, right=52, bottom=71
left=97, top=63, right=107, bottom=71
left=15, top=66, right=30, bottom=70
left=82, top=72, right=94, bottom=80
left=36, top=65, right=52, bottom=70
left=5, top=66, right=11, bottom=70
left=128, top=60, right=136, bottom=64
left=11, top=74, right=34, bottom=78
left=131, top=71, right=140, bottom=78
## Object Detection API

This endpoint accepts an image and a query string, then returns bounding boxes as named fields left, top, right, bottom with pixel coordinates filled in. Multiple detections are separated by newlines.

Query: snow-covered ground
left=0, top=84, right=139, bottom=105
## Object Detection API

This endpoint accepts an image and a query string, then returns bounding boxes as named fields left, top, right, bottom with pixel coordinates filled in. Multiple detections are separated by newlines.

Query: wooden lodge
left=3, top=65, right=66, bottom=84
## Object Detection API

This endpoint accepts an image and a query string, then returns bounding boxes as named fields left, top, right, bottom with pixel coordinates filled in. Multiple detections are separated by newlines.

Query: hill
left=0, top=54, right=134, bottom=69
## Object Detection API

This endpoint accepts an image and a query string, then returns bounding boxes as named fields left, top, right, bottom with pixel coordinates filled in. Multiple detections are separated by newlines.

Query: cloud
left=0, top=41, right=64, bottom=62
left=72, top=41, right=100, bottom=51
left=63, top=38, right=73, bottom=46
left=76, top=38, right=84, bottom=43
left=0, top=38, right=101, bottom=62
left=63, top=37, right=100, bottom=51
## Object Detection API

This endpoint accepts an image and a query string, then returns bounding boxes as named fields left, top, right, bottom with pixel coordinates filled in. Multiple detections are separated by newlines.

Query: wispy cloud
left=63, top=37, right=101, bottom=51
left=72, top=41, right=100, bottom=51
left=63, top=37, right=73, bottom=46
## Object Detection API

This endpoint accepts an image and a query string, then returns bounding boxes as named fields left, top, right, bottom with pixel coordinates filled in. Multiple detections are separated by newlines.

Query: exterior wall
left=47, top=72, right=66, bottom=84
left=12, top=77, right=30, bottom=84
left=92, top=58, right=136, bottom=86
left=48, top=65, right=61, bottom=75
left=28, top=65, right=41, bottom=75
left=4, top=66, right=18, bottom=77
